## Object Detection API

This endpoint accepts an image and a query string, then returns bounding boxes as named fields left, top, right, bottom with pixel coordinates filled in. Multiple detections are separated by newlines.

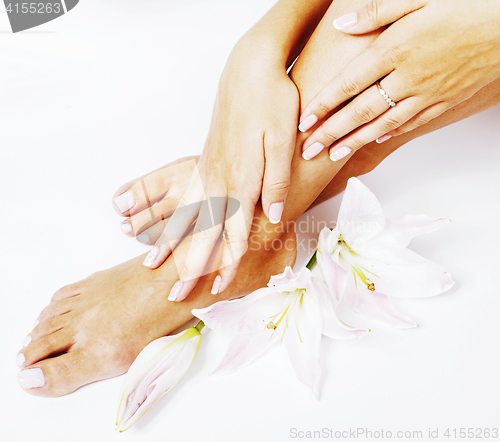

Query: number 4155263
left=5, top=3, right=62, bottom=14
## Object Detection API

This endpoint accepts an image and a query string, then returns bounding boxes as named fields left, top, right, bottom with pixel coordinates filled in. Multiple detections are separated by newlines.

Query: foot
left=17, top=227, right=296, bottom=397
left=112, top=145, right=398, bottom=243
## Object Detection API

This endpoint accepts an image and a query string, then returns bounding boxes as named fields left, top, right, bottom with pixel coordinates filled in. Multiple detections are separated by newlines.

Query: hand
left=298, top=0, right=500, bottom=161
left=143, top=36, right=300, bottom=302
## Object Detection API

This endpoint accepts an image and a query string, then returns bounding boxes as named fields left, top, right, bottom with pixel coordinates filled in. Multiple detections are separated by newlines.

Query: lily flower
left=317, top=177, right=454, bottom=327
left=116, top=323, right=204, bottom=432
left=192, top=266, right=367, bottom=396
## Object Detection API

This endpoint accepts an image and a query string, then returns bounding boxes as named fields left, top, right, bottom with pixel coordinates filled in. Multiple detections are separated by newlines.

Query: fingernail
left=302, top=142, right=325, bottom=160
left=376, top=134, right=392, bottom=143
left=137, top=233, right=150, bottom=244
left=18, top=368, right=45, bottom=389
left=114, top=191, right=136, bottom=213
left=211, top=275, right=222, bottom=295
left=330, top=146, right=352, bottom=162
left=298, top=114, right=318, bottom=133
left=16, top=353, right=25, bottom=368
left=168, top=280, right=183, bottom=301
left=333, top=12, right=358, bottom=30
left=143, top=246, right=160, bottom=267
left=121, top=220, right=132, bottom=234
left=269, top=202, right=284, bottom=224
left=33, top=319, right=39, bottom=328
left=22, top=335, right=32, bottom=348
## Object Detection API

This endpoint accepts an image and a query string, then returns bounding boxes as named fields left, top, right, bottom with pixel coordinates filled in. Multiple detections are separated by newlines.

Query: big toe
left=18, top=350, right=101, bottom=397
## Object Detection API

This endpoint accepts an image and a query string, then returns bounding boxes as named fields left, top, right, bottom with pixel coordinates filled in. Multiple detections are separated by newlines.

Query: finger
left=302, top=83, right=402, bottom=158
left=386, top=102, right=450, bottom=138
left=143, top=166, right=206, bottom=269
left=299, top=47, right=392, bottom=131
left=112, top=157, right=197, bottom=216
left=169, top=194, right=225, bottom=302
left=262, top=130, right=295, bottom=223
left=333, top=0, right=425, bottom=34
left=212, top=192, right=256, bottom=295
left=328, top=97, right=423, bottom=160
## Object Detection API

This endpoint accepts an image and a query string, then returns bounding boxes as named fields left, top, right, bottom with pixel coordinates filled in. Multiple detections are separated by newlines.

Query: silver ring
left=376, top=81, right=396, bottom=107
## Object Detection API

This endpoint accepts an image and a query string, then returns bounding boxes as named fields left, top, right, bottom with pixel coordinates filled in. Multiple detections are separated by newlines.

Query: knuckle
left=265, top=180, right=290, bottom=197
left=181, top=261, right=200, bottom=280
left=351, top=105, right=374, bottom=125
left=365, top=0, right=381, bottom=24
left=380, top=117, right=401, bottom=132
left=339, top=76, right=361, bottom=97
left=321, top=128, right=339, bottom=143
left=385, top=45, right=407, bottom=66
left=317, top=101, right=332, bottom=115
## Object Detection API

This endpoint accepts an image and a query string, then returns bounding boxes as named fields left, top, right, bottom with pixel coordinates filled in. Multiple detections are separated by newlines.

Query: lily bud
left=116, top=323, right=203, bottom=431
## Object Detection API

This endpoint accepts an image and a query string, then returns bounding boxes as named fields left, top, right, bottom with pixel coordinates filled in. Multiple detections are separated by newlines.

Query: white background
left=1, top=1, right=499, bottom=441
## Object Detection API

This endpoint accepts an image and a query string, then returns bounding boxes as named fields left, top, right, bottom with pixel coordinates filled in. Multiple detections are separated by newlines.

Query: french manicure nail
left=143, top=246, right=160, bottom=267
left=330, top=146, right=352, bottom=162
left=333, top=12, right=358, bottom=30
left=376, top=134, right=392, bottom=144
left=168, top=280, right=183, bottom=301
left=16, top=353, right=25, bottom=368
left=211, top=275, right=222, bottom=295
left=137, top=233, right=150, bottom=244
left=269, top=202, right=284, bottom=224
left=18, top=368, right=45, bottom=389
left=121, top=220, right=132, bottom=234
left=298, top=114, right=318, bottom=133
left=114, top=191, right=136, bottom=213
left=22, top=335, right=32, bottom=348
left=33, top=319, right=39, bottom=328
left=302, top=142, right=325, bottom=160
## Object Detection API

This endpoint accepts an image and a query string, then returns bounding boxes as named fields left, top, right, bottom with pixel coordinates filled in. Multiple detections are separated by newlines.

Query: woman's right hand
left=141, top=35, right=300, bottom=302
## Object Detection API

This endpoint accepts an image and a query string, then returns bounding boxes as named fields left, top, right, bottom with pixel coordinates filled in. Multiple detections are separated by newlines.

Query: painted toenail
left=211, top=275, right=222, bottom=295
left=33, top=319, right=39, bottom=328
left=137, top=233, right=150, bottom=244
left=22, top=335, right=32, bottom=348
left=114, top=191, right=136, bottom=213
left=18, top=368, right=45, bottom=389
left=168, top=280, right=183, bottom=301
left=143, top=246, right=160, bottom=267
left=16, top=353, right=25, bottom=367
left=121, top=220, right=133, bottom=234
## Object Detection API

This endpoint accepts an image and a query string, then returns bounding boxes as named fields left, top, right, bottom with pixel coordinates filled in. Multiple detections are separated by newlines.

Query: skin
left=300, top=0, right=500, bottom=159
left=18, top=0, right=500, bottom=397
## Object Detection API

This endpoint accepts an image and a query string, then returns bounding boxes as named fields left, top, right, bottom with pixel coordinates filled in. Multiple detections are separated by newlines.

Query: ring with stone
left=376, top=81, right=397, bottom=107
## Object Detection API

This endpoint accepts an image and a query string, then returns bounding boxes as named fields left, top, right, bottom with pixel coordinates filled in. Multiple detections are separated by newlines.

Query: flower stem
left=306, top=251, right=317, bottom=270
left=195, top=320, right=205, bottom=333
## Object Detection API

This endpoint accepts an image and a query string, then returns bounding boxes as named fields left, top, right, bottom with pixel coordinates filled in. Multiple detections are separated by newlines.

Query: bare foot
left=17, top=228, right=296, bottom=397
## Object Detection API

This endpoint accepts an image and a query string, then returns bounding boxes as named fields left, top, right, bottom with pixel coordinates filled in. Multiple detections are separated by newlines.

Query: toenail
left=33, top=319, right=39, bottom=328
left=137, top=233, right=150, bottom=244
left=18, top=368, right=45, bottom=389
left=22, top=335, right=32, bottom=348
left=114, top=191, right=136, bottom=213
left=143, top=246, right=160, bottom=267
left=211, top=275, right=222, bottom=295
left=16, top=353, right=25, bottom=367
left=121, top=220, right=133, bottom=234
left=168, top=280, right=183, bottom=301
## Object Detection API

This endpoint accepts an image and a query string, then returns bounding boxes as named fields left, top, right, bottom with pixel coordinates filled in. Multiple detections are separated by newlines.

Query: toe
left=51, top=280, right=86, bottom=302
left=112, top=156, right=197, bottom=217
left=20, top=328, right=75, bottom=367
left=30, top=314, right=69, bottom=342
left=41, top=296, right=78, bottom=320
left=18, top=350, right=101, bottom=397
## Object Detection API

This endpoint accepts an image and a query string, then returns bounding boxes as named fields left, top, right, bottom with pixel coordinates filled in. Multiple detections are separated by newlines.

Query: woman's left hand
left=298, top=0, right=500, bottom=161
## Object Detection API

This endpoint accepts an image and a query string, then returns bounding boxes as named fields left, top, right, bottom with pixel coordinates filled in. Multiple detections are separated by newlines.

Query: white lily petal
left=193, top=289, right=289, bottom=334
left=317, top=249, right=348, bottom=302
left=357, top=245, right=454, bottom=298
left=353, top=285, right=417, bottom=329
left=116, top=328, right=201, bottom=431
left=337, top=178, right=386, bottom=245
left=378, top=215, right=450, bottom=248
left=211, top=328, right=281, bottom=376
left=283, top=291, right=322, bottom=397
left=269, top=266, right=313, bottom=291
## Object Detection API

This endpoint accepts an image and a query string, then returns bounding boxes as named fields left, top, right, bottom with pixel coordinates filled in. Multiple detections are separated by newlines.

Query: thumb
left=333, top=0, right=424, bottom=34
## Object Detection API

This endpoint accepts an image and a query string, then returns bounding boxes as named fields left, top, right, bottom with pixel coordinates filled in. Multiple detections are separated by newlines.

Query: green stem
left=195, top=320, right=205, bottom=333
left=305, top=251, right=317, bottom=270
